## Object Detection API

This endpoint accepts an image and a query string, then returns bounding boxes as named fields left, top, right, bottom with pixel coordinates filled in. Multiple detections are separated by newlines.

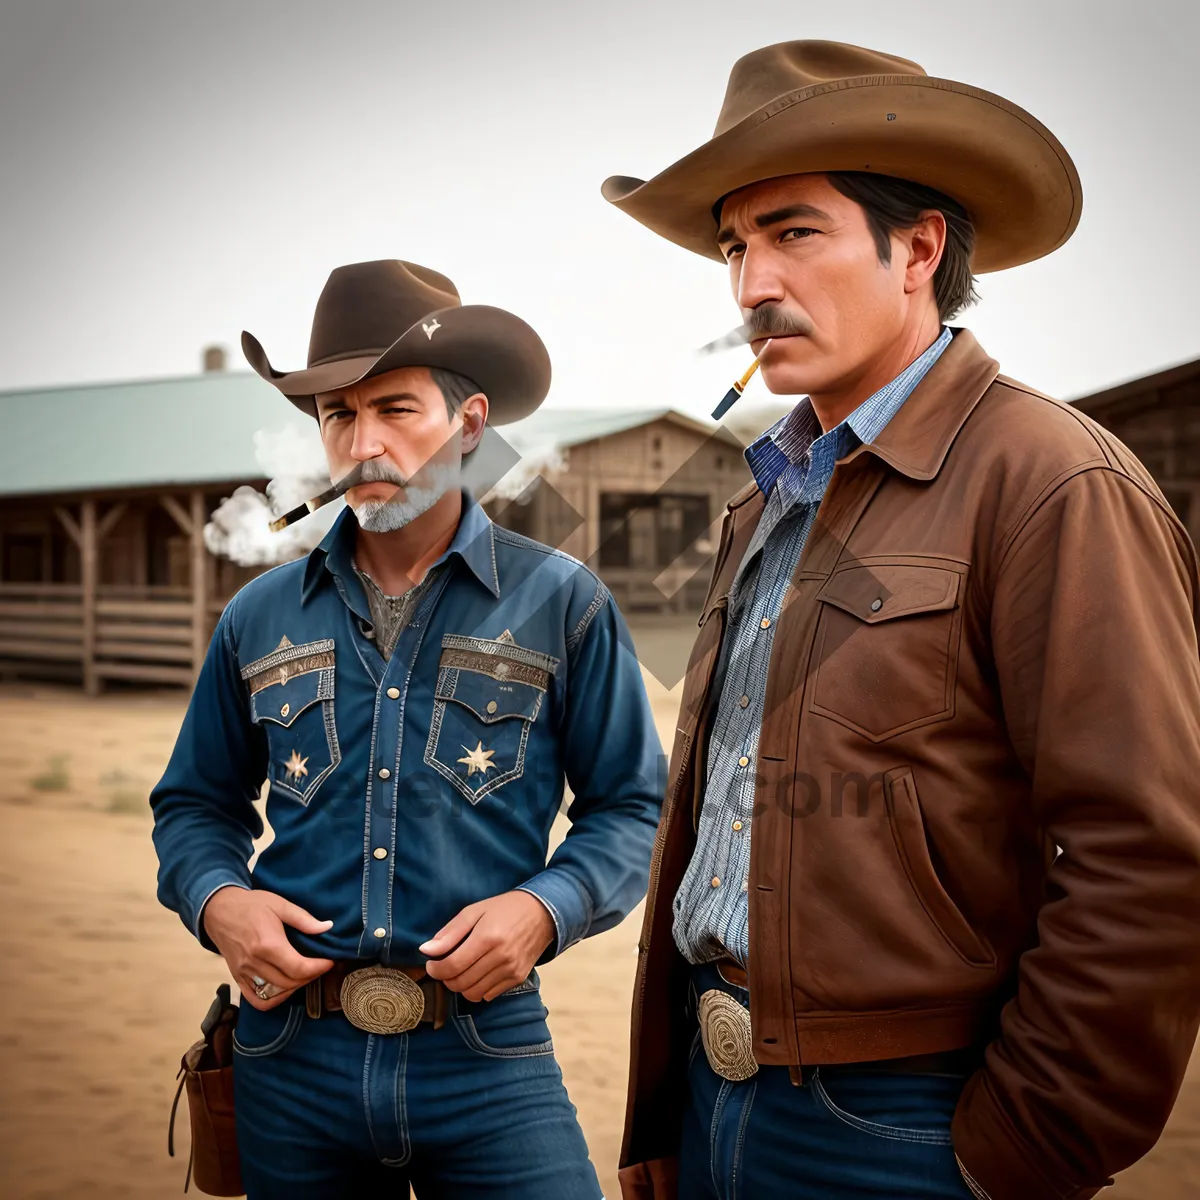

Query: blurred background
left=0, top=1, right=1197, bottom=1196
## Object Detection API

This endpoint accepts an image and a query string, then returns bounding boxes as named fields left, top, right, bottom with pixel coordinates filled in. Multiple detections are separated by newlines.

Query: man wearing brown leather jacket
left=602, top=39, right=1200, bottom=1200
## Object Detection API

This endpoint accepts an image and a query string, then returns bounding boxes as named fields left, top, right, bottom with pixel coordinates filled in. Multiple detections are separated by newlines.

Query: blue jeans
left=231, top=980, right=602, bottom=1199
left=679, top=965, right=974, bottom=1200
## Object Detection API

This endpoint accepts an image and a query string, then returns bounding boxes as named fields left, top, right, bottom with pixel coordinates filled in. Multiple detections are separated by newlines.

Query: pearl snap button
left=280, top=702, right=290, bottom=717
left=386, top=687, right=400, bottom=699
left=487, top=700, right=498, bottom=714
left=738, top=756, right=749, bottom=767
left=373, top=848, right=388, bottom=860
left=711, top=877, right=721, bottom=888
left=870, top=598, right=883, bottom=612
left=378, top=768, right=391, bottom=780
left=373, top=927, right=386, bottom=938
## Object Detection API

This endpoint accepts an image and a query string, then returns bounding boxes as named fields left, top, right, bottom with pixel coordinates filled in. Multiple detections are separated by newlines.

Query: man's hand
left=202, top=886, right=335, bottom=1011
left=420, top=891, right=556, bottom=1002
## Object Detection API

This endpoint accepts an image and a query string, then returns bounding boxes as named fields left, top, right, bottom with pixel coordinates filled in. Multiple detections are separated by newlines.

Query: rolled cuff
left=186, top=869, right=252, bottom=953
left=516, top=869, right=594, bottom=961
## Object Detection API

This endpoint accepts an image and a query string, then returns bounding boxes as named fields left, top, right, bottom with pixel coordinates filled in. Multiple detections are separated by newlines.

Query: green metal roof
left=0, top=371, right=735, bottom=499
left=0, top=371, right=291, bottom=497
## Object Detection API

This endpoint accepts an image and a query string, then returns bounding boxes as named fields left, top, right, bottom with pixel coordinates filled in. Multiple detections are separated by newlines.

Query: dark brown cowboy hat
left=602, top=40, right=1082, bottom=272
left=242, top=259, right=551, bottom=424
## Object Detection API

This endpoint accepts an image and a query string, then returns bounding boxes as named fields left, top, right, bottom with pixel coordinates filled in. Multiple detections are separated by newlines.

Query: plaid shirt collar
left=743, top=326, right=954, bottom=506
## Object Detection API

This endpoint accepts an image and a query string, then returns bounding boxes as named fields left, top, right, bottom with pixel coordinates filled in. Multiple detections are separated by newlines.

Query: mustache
left=744, top=305, right=814, bottom=339
left=333, top=458, right=411, bottom=491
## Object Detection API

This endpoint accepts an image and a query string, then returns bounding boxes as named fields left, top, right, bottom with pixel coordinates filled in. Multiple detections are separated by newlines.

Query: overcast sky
left=1, top=0, right=1196, bottom=420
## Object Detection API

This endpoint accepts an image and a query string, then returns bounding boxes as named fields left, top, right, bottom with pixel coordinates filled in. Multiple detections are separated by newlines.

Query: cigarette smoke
left=204, top=421, right=566, bottom=567
left=204, top=424, right=339, bottom=566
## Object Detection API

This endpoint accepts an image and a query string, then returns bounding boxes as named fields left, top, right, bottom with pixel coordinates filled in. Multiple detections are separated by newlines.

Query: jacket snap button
left=378, top=768, right=391, bottom=780
left=870, top=598, right=883, bottom=612
left=386, top=687, right=400, bottom=700
left=487, top=700, right=498, bottom=714
left=280, top=702, right=290, bottom=717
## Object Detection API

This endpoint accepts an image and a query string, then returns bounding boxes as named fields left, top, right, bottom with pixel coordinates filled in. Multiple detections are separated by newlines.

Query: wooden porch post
left=189, top=491, right=208, bottom=683
left=80, top=499, right=98, bottom=696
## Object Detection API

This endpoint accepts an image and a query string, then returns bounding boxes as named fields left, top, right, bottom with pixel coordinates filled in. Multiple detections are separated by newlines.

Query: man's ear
left=459, top=393, right=489, bottom=454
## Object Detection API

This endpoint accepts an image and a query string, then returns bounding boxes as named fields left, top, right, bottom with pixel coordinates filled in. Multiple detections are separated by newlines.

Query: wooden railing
left=0, top=583, right=234, bottom=689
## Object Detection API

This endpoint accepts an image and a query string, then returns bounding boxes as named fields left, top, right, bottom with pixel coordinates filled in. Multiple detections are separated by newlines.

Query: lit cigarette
left=711, top=359, right=761, bottom=421
left=268, top=465, right=366, bottom=532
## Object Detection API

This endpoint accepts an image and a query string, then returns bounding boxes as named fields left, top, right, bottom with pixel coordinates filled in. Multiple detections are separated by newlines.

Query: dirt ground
left=0, top=653, right=1197, bottom=1197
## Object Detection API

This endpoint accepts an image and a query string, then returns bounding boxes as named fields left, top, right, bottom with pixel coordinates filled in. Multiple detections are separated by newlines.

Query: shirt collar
left=743, top=326, right=953, bottom=497
left=301, top=488, right=501, bottom=604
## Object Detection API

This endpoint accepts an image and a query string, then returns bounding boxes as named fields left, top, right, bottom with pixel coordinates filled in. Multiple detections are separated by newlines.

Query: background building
left=0, top=362, right=748, bottom=691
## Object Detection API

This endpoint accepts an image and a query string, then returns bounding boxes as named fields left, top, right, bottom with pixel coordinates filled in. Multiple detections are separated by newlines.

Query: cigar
left=268, top=464, right=366, bottom=532
left=712, top=359, right=761, bottom=421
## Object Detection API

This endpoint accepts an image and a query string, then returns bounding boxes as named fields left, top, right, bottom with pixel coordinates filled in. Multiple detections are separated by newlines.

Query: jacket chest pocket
left=243, top=639, right=341, bottom=805
left=424, top=635, right=558, bottom=805
left=809, top=560, right=964, bottom=743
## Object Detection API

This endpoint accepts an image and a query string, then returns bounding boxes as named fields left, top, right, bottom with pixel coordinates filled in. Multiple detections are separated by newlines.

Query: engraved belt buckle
left=698, top=989, right=758, bottom=1082
left=339, top=966, right=425, bottom=1035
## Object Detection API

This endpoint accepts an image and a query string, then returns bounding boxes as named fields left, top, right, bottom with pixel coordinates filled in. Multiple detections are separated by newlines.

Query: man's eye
left=780, top=227, right=817, bottom=242
left=723, top=243, right=745, bottom=261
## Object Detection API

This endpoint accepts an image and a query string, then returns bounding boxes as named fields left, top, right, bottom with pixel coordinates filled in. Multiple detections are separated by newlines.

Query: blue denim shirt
left=151, top=491, right=664, bottom=964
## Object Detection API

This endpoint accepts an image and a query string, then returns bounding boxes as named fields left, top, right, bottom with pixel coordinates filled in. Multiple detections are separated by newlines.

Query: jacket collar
left=301, top=488, right=501, bottom=604
left=842, top=327, right=1000, bottom=481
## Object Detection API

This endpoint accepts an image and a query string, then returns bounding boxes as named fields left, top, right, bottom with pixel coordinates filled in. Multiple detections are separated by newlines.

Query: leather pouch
left=168, top=983, right=244, bottom=1196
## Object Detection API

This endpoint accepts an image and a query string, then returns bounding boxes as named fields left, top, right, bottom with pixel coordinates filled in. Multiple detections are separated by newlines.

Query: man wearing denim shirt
left=150, top=259, right=663, bottom=1199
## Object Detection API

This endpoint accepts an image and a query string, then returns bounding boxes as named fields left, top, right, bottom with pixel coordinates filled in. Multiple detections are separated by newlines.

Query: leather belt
left=708, top=957, right=980, bottom=1079
left=305, top=962, right=450, bottom=1033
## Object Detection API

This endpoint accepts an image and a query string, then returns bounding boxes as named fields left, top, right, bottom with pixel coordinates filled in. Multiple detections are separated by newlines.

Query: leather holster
left=169, top=983, right=243, bottom=1196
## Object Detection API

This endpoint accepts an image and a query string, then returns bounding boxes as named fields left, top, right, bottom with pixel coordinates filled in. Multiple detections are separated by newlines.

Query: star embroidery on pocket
left=457, top=741, right=496, bottom=777
left=284, top=750, right=309, bottom=782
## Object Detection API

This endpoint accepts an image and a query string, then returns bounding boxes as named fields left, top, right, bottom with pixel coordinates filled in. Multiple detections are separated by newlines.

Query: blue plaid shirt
left=673, top=328, right=954, bottom=966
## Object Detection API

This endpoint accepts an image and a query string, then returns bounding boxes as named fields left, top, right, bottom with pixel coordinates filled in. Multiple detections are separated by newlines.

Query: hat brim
left=601, top=74, right=1082, bottom=272
left=241, top=304, right=551, bottom=425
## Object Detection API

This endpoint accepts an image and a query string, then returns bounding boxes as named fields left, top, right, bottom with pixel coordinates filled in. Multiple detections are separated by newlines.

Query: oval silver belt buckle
left=698, top=988, right=758, bottom=1082
left=339, top=966, right=425, bottom=1034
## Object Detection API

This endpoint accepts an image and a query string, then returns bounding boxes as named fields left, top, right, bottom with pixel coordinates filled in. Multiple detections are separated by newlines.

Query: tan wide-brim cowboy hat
left=602, top=40, right=1082, bottom=272
left=242, top=259, right=551, bottom=424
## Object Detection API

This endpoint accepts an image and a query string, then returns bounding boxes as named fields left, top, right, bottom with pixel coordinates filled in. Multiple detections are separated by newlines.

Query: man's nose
left=349, top=411, right=386, bottom=462
left=735, top=245, right=787, bottom=314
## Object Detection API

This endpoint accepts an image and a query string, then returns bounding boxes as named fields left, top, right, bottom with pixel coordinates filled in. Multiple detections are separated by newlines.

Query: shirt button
left=487, top=700, right=498, bottom=714
left=738, top=756, right=749, bottom=767
left=373, top=927, right=386, bottom=939
left=372, top=847, right=388, bottom=860
left=739, top=694, right=750, bottom=708
left=386, top=687, right=400, bottom=699
left=732, top=820, right=743, bottom=831
left=711, top=876, right=721, bottom=888
left=870, top=598, right=883, bottom=612
left=760, top=618, right=771, bottom=629
left=280, top=702, right=290, bottom=717
left=378, top=768, right=391, bottom=780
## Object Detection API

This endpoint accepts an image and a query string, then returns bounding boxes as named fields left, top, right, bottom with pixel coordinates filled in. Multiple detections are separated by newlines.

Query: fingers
left=234, top=970, right=298, bottom=1012
left=473, top=964, right=520, bottom=1004
left=257, top=939, right=334, bottom=988
left=419, top=903, right=483, bottom=959
left=424, top=924, right=489, bottom=982
left=270, top=895, right=335, bottom=936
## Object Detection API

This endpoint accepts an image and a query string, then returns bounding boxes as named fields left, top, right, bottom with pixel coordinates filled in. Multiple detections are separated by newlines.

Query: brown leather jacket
left=619, top=330, right=1200, bottom=1200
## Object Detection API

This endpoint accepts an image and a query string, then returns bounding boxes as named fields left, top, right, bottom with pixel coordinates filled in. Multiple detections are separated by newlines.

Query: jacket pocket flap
left=816, top=562, right=960, bottom=624
left=250, top=669, right=331, bottom=727
left=436, top=668, right=543, bottom=723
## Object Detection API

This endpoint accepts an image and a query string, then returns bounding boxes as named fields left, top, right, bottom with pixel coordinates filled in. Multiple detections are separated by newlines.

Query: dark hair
left=429, top=366, right=483, bottom=420
left=826, top=172, right=979, bottom=322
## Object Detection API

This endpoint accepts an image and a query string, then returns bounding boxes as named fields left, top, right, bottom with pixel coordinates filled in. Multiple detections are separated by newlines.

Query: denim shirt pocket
left=242, top=638, right=341, bottom=806
left=423, top=634, right=558, bottom=806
